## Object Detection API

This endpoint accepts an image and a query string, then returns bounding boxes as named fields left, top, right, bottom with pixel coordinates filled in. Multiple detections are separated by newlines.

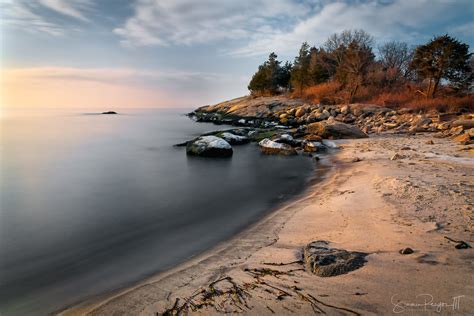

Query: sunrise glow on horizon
left=1, top=0, right=473, bottom=111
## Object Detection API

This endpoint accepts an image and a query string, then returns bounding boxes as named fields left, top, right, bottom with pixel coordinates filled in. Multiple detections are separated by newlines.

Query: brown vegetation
left=299, top=82, right=474, bottom=113
left=249, top=30, right=473, bottom=113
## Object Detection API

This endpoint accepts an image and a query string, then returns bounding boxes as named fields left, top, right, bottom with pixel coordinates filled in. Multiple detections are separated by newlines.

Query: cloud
left=231, top=0, right=473, bottom=56
left=113, top=0, right=314, bottom=47
left=3, top=67, right=238, bottom=86
left=450, top=21, right=474, bottom=37
left=113, top=0, right=472, bottom=55
left=0, top=0, right=65, bottom=36
left=0, top=0, right=93, bottom=36
left=38, top=0, right=93, bottom=22
left=2, top=66, right=248, bottom=108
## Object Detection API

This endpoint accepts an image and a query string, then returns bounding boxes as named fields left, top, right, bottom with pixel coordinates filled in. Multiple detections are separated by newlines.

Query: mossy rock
left=249, top=130, right=278, bottom=142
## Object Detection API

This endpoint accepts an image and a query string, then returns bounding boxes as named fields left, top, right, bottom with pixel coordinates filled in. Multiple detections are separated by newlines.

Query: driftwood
left=159, top=254, right=361, bottom=315
left=159, top=276, right=251, bottom=315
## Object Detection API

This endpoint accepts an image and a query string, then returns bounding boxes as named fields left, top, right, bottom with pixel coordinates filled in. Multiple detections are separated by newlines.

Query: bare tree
left=323, top=30, right=375, bottom=102
left=324, top=29, right=374, bottom=70
left=378, top=41, right=414, bottom=82
left=338, top=42, right=375, bottom=102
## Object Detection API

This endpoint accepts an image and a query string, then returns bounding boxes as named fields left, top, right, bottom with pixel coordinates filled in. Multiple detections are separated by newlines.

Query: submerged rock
left=248, top=130, right=278, bottom=142
left=218, top=132, right=250, bottom=145
left=303, top=141, right=323, bottom=153
left=258, top=138, right=297, bottom=156
left=322, top=139, right=339, bottom=149
left=186, top=136, right=233, bottom=157
left=275, top=133, right=299, bottom=146
left=303, top=241, right=368, bottom=277
left=279, top=133, right=294, bottom=143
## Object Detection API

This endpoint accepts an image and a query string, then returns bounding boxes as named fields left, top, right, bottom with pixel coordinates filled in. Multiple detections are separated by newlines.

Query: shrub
left=406, top=95, right=474, bottom=113
left=369, top=91, right=474, bottom=113
left=299, top=81, right=344, bottom=104
left=368, top=91, right=416, bottom=108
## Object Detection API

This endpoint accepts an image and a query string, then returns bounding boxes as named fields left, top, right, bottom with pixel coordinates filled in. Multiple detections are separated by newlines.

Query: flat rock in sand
left=303, top=241, right=368, bottom=277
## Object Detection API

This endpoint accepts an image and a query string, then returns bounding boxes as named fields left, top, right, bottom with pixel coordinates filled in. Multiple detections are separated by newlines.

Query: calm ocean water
left=0, top=108, right=314, bottom=315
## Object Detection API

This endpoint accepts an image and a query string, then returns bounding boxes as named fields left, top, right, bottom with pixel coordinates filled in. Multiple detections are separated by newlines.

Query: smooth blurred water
left=0, top=108, right=314, bottom=315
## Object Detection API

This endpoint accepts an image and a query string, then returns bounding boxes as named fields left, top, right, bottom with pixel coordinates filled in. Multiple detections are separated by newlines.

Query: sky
left=1, top=0, right=473, bottom=109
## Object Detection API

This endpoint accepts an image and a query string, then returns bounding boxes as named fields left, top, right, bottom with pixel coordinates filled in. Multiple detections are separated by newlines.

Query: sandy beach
left=61, top=133, right=473, bottom=315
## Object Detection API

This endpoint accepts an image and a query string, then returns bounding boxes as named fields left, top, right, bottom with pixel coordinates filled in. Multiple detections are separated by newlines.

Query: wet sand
left=61, top=134, right=473, bottom=315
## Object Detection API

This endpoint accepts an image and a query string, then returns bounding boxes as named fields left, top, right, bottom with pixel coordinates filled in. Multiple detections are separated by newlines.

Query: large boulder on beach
left=217, top=132, right=249, bottom=145
left=304, top=241, right=368, bottom=277
left=258, top=138, right=296, bottom=155
left=306, top=122, right=367, bottom=139
left=186, top=136, right=233, bottom=157
left=451, top=119, right=474, bottom=130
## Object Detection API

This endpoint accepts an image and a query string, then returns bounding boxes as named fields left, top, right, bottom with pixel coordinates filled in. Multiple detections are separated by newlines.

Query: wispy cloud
left=0, top=0, right=93, bottom=36
left=230, top=0, right=474, bottom=56
left=3, top=67, right=238, bottom=86
left=113, top=0, right=315, bottom=47
left=450, top=21, right=474, bottom=37
left=2, top=66, right=248, bottom=108
left=1, top=0, right=65, bottom=36
left=38, top=0, right=94, bottom=22
left=113, top=0, right=473, bottom=56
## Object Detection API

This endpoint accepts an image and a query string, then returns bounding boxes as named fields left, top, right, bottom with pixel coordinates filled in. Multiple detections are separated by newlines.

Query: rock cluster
left=184, top=96, right=473, bottom=156
left=190, top=96, right=473, bottom=145
left=179, top=125, right=345, bottom=158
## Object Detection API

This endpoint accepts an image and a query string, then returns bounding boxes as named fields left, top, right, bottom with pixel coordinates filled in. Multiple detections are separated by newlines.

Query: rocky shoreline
left=59, top=96, right=474, bottom=315
left=60, top=132, right=474, bottom=315
left=183, top=95, right=473, bottom=158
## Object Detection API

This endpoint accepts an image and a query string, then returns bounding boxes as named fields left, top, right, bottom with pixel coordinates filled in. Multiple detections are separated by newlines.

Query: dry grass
left=368, top=91, right=415, bottom=108
left=369, top=92, right=474, bottom=113
left=299, top=82, right=345, bottom=105
left=297, top=82, right=474, bottom=113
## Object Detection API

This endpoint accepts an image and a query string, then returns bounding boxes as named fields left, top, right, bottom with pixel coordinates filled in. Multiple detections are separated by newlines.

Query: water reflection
left=0, top=109, right=314, bottom=315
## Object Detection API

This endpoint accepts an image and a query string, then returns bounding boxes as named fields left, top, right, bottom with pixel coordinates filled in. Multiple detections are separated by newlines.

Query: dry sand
left=61, top=134, right=473, bottom=315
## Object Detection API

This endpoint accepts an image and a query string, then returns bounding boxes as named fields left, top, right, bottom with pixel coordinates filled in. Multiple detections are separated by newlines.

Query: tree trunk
left=431, top=77, right=441, bottom=98
left=349, top=84, right=359, bottom=103
left=426, top=79, right=433, bottom=98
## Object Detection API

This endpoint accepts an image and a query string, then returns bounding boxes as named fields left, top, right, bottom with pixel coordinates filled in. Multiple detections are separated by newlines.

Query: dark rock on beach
left=303, top=241, right=368, bottom=277
left=306, top=121, right=367, bottom=139
left=399, top=247, right=414, bottom=255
